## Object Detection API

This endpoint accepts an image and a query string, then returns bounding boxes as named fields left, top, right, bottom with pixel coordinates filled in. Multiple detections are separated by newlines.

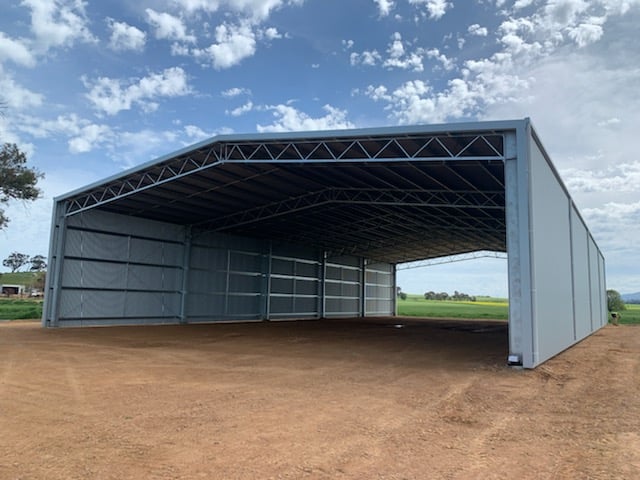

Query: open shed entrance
left=44, top=120, right=607, bottom=368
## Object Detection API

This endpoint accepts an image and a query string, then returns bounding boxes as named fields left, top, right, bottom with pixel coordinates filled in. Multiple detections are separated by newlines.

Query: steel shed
left=43, top=118, right=607, bottom=368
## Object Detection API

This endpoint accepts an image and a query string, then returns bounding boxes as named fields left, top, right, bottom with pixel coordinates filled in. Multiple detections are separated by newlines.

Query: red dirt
left=1, top=318, right=638, bottom=479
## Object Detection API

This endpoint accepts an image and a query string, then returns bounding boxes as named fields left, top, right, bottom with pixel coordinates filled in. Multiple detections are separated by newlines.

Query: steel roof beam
left=197, top=187, right=505, bottom=232
left=63, top=133, right=505, bottom=216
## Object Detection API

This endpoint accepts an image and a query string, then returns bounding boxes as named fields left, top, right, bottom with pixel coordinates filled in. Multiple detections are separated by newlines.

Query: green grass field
left=616, top=304, right=640, bottom=324
left=397, top=294, right=509, bottom=320
left=397, top=294, right=640, bottom=324
left=0, top=298, right=43, bottom=320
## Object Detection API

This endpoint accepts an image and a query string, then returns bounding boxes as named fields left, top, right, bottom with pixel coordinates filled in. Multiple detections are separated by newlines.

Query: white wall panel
left=588, top=237, right=602, bottom=330
left=598, top=253, right=607, bottom=327
left=570, top=206, right=592, bottom=341
left=529, top=139, right=574, bottom=364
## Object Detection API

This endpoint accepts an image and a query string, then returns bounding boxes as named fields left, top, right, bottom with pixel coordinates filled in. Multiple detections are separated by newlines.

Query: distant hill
left=621, top=292, right=640, bottom=304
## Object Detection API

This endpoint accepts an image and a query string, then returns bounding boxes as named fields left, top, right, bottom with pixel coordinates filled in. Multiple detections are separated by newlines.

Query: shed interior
left=65, top=131, right=508, bottom=265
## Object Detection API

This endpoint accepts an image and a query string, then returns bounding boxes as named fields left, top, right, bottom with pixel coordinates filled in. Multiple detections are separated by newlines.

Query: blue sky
left=1, top=0, right=639, bottom=297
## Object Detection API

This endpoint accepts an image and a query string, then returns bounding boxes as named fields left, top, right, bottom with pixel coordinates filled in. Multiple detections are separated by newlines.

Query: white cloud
left=409, top=0, right=452, bottom=20
left=342, top=39, right=354, bottom=50
left=374, top=0, right=395, bottom=16
left=0, top=70, right=44, bottom=110
left=68, top=124, right=113, bottom=153
left=226, top=101, right=254, bottom=116
left=222, top=87, right=251, bottom=97
left=172, top=0, right=304, bottom=21
left=350, top=33, right=424, bottom=71
left=350, top=50, right=382, bottom=67
left=482, top=49, right=640, bottom=172
left=182, top=124, right=234, bottom=143
left=362, top=0, right=640, bottom=129
left=543, top=0, right=590, bottom=28
left=22, top=0, right=96, bottom=52
left=193, top=22, right=256, bottom=69
left=468, top=24, right=488, bottom=36
left=13, top=113, right=114, bottom=154
left=596, top=117, right=620, bottom=127
left=562, top=162, right=640, bottom=194
left=365, top=78, right=479, bottom=124
left=260, top=27, right=282, bottom=40
left=257, top=104, right=354, bottom=132
left=108, top=129, right=179, bottom=168
left=107, top=18, right=146, bottom=52
left=84, top=67, right=192, bottom=115
left=183, top=124, right=211, bottom=140
left=0, top=33, right=36, bottom=67
left=170, top=43, right=190, bottom=56
left=145, top=9, right=196, bottom=43
left=514, top=0, right=534, bottom=9
left=363, top=42, right=531, bottom=124
left=495, top=0, right=633, bottom=51
left=568, top=22, right=604, bottom=46
left=426, top=48, right=455, bottom=70
left=580, top=200, right=640, bottom=270
left=601, top=0, right=640, bottom=15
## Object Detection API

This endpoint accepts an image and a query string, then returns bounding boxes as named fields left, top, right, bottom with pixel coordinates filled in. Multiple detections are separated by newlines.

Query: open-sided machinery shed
left=43, top=118, right=607, bottom=368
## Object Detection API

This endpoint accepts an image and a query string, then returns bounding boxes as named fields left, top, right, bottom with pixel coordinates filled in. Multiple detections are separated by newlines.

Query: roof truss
left=58, top=127, right=510, bottom=264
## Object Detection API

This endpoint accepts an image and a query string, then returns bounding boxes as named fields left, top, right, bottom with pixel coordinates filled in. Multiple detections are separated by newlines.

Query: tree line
left=423, top=290, right=476, bottom=302
left=396, top=287, right=477, bottom=302
left=2, top=252, right=47, bottom=273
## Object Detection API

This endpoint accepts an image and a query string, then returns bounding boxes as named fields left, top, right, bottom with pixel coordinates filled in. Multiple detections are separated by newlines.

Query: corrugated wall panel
left=66, top=209, right=184, bottom=242
left=52, top=211, right=395, bottom=326
left=324, top=255, right=362, bottom=317
left=56, top=210, right=186, bottom=326
left=267, top=255, right=321, bottom=319
left=186, top=232, right=265, bottom=322
left=365, top=262, right=394, bottom=316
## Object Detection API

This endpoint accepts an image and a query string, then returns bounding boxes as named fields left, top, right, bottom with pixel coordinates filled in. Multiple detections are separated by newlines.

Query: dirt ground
left=0, top=318, right=638, bottom=480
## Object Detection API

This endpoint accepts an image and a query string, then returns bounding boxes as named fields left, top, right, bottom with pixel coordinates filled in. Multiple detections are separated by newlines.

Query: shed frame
left=43, top=118, right=607, bottom=368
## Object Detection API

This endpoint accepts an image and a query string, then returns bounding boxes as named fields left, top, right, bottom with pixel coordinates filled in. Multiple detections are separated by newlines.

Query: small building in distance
left=1, top=284, right=25, bottom=296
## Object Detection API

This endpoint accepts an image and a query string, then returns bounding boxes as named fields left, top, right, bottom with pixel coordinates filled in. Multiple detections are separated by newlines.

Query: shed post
left=505, top=123, right=535, bottom=367
left=319, top=251, right=327, bottom=318
left=42, top=201, right=68, bottom=327
left=262, top=241, right=273, bottom=320
left=179, top=225, right=192, bottom=324
left=360, top=257, right=366, bottom=317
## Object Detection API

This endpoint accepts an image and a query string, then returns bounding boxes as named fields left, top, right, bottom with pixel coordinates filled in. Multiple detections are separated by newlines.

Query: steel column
left=505, top=124, right=534, bottom=367
left=42, top=201, right=68, bottom=327
left=179, top=225, right=192, bottom=324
